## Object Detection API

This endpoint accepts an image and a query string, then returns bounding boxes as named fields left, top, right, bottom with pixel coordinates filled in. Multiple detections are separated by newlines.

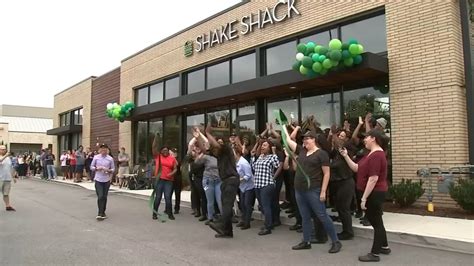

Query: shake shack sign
left=185, top=0, right=300, bottom=56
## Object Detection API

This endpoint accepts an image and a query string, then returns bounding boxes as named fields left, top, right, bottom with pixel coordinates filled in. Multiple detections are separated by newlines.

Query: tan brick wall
left=53, top=78, right=93, bottom=153
left=120, top=1, right=468, bottom=208
left=0, top=123, right=9, bottom=145
left=386, top=1, right=466, bottom=208
left=7, top=132, right=53, bottom=149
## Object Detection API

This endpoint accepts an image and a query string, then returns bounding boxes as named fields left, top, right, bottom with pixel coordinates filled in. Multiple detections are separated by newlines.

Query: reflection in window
left=73, top=108, right=83, bottom=125
left=343, top=86, right=390, bottom=132
left=136, top=87, right=148, bottom=106
left=135, top=121, right=148, bottom=165
left=150, top=82, right=164, bottom=103
left=301, top=93, right=340, bottom=130
left=341, top=14, right=387, bottom=54
left=165, top=77, right=180, bottom=99
left=208, top=109, right=230, bottom=140
left=238, top=103, right=255, bottom=116
left=232, top=53, right=256, bottom=83
left=267, top=98, right=299, bottom=125
left=207, top=61, right=230, bottom=89
left=163, top=115, right=182, bottom=154
left=186, top=114, right=205, bottom=142
left=187, top=69, right=205, bottom=94
left=266, top=40, right=297, bottom=75
left=300, top=28, right=338, bottom=46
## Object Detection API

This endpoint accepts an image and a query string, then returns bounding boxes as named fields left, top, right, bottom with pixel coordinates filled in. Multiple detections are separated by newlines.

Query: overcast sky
left=0, top=0, right=240, bottom=108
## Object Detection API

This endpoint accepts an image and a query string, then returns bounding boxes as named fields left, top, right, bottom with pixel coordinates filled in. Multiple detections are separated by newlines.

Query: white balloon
left=296, top=53, right=304, bottom=61
left=106, top=103, right=113, bottom=109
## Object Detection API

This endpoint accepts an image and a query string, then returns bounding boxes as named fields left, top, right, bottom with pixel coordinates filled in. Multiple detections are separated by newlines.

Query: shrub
left=449, top=178, right=474, bottom=213
left=388, top=179, right=424, bottom=207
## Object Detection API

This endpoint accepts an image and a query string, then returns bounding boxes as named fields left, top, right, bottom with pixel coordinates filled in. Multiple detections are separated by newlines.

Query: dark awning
left=46, top=124, right=82, bottom=135
left=129, top=52, right=388, bottom=121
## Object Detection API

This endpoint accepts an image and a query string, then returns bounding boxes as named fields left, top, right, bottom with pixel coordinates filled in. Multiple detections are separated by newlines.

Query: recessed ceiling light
left=289, top=86, right=297, bottom=89
left=230, top=98, right=236, bottom=101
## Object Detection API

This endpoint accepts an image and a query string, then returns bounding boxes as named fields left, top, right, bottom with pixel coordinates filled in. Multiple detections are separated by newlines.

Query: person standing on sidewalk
left=201, top=123, right=240, bottom=239
left=74, top=146, right=85, bottom=183
left=90, top=144, right=115, bottom=221
left=45, top=149, right=57, bottom=180
left=0, top=145, right=18, bottom=211
left=340, top=129, right=390, bottom=262
left=117, top=147, right=130, bottom=188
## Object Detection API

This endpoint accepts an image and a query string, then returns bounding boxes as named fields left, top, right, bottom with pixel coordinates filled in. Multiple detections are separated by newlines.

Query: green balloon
left=311, top=53, right=320, bottom=62
left=299, top=65, right=309, bottom=75
left=292, top=61, right=302, bottom=71
left=353, top=54, right=363, bottom=64
left=302, top=56, right=313, bottom=68
left=307, top=69, right=317, bottom=78
left=306, top=42, right=316, bottom=52
left=318, top=55, right=326, bottom=63
left=342, top=50, right=351, bottom=59
left=358, top=44, right=364, bottom=54
left=329, top=39, right=342, bottom=50
left=319, top=46, right=328, bottom=55
left=341, top=43, right=350, bottom=50
left=297, top=43, right=307, bottom=54
left=322, top=59, right=332, bottom=69
left=106, top=112, right=112, bottom=118
left=349, top=44, right=359, bottom=55
left=330, top=59, right=339, bottom=67
left=314, top=45, right=323, bottom=54
left=343, top=57, right=354, bottom=67
left=312, top=62, right=323, bottom=73
left=348, top=39, right=358, bottom=45
left=329, top=50, right=342, bottom=61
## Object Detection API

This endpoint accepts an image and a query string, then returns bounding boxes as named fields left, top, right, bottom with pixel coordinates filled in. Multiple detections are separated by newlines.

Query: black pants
left=190, top=175, right=198, bottom=211
left=173, top=175, right=182, bottom=212
left=366, top=191, right=388, bottom=254
left=95, top=181, right=111, bottom=216
left=218, top=176, right=239, bottom=235
left=334, top=178, right=355, bottom=236
left=193, top=177, right=207, bottom=217
left=239, top=189, right=255, bottom=226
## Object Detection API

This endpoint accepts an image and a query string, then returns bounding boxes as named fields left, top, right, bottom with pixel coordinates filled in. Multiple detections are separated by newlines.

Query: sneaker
left=337, top=232, right=354, bottom=240
left=329, top=241, right=342, bottom=253
left=205, top=219, right=212, bottom=225
left=6, top=206, right=16, bottom=211
left=96, top=215, right=104, bottom=221
left=380, top=247, right=391, bottom=255
left=214, top=233, right=233, bottom=238
left=101, top=214, right=107, bottom=219
left=292, top=241, right=311, bottom=250
left=289, top=224, right=302, bottom=231
left=236, top=222, right=245, bottom=227
left=209, top=221, right=226, bottom=236
left=168, top=213, right=175, bottom=220
left=198, top=216, right=207, bottom=222
left=358, top=253, right=380, bottom=262
left=360, top=219, right=371, bottom=226
left=258, top=229, right=272, bottom=236
left=240, top=224, right=250, bottom=230
left=152, top=214, right=158, bottom=220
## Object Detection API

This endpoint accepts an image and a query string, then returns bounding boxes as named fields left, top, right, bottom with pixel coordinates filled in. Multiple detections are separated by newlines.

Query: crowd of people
left=144, top=111, right=390, bottom=262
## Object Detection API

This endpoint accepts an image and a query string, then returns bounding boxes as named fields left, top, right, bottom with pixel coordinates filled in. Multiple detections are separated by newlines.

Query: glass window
left=232, top=53, right=256, bottom=83
left=136, top=87, right=148, bottom=106
left=208, top=109, right=230, bottom=140
left=71, top=133, right=79, bottom=150
left=238, top=103, right=255, bottom=116
left=163, top=115, right=182, bottom=154
left=149, top=119, right=163, bottom=157
left=186, top=113, right=205, bottom=142
left=165, top=77, right=180, bottom=99
left=65, top=113, right=70, bottom=126
left=150, top=82, right=164, bottom=103
left=300, top=28, right=338, bottom=46
left=207, top=61, right=229, bottom=89
left=341, top=14, right=387, bottom=54
left=301, top=92, right=341, bottom=130
left=266, top=40, right=297, bottom=75
left=73, top=109, right=83, bottom=125
left=59, top=114, right=65, bottom=127
left=343, top=86, right=390, bottom=133
left=78, top=109, right=83, bottom=125
left=187, top=69, right=205, bottom=94
left=267, top=97, right=299, bottom=125
left=135, top=121, right=148, bottom=165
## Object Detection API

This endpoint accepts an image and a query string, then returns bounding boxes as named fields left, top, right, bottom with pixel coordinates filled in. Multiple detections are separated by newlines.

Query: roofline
left=121, top=0, right=250, bottom=63
left=54, top=76, right=97, bottom=97
left=0, top=104, right=53, bottom=110
left=94, top=67, right=121, bottom=80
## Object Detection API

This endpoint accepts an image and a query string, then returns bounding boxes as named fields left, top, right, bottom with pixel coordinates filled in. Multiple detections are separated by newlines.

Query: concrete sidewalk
left=34, top=176, right=474, bottom=254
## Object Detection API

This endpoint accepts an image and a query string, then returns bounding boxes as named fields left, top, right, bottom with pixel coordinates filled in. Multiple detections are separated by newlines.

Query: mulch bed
left=383, top=202, right=474, bottom=220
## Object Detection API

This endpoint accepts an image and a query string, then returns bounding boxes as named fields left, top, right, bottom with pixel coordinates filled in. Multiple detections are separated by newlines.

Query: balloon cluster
left=106, top=101, right=135, bottom=122
left=293, top=38, right=364, bottom=77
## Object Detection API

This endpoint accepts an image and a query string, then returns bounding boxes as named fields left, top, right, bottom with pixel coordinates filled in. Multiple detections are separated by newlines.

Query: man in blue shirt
left=235, top=141, right=255, bottom=230
left=90, top=144, right=115, bottom=220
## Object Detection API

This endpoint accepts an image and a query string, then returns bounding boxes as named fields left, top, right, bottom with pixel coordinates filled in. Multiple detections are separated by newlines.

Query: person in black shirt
left=202, top=123, right=240, bottom=238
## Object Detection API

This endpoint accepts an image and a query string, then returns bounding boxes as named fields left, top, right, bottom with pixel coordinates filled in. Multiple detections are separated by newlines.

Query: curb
left=32, top=178, right=473, bottom=254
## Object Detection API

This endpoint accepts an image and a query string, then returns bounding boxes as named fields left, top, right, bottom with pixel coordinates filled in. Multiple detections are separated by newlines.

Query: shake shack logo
left=185, top=0, right=300, bottom=56
left=184, top=41, right=193, bottom=57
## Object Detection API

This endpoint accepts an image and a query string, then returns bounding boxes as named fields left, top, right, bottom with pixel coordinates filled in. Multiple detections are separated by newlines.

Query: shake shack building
left=119, top=0, right=473, bottom=208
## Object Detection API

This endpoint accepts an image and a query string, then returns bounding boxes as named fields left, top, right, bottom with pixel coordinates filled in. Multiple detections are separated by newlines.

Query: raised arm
left=152, top=132, right=160, bottom=156
left=339, top=147, right=358, bottom=172
left=364, top=112, right=373, bottom=133
left=289, top=125, right=300, bottom=141
left=268, top=123, right=281, bottom=140
left=351, top=116, right=364, bottom=144
left=281, top=125, right=297, bottom=152
left=205, top=123, right=222, bottom=153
